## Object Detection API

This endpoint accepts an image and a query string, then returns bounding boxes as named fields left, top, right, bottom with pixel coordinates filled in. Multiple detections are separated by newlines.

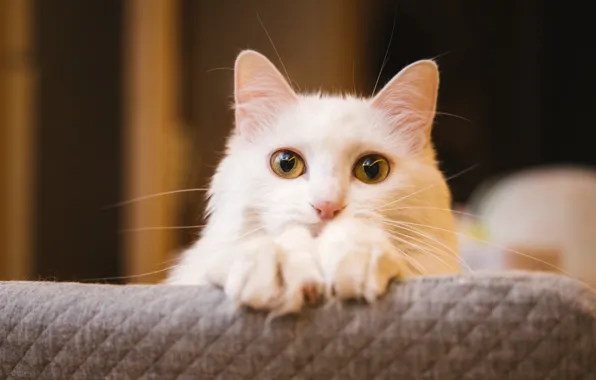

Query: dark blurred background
left=1, top=0, right=594, bottom=284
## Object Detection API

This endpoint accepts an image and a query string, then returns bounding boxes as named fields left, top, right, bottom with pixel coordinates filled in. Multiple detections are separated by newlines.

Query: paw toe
left=302, top=281, right=323, bottom=305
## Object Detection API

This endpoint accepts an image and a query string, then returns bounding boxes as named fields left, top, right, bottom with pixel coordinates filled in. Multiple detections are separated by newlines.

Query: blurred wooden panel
left=0, top=0, right=8, bottom=279
left=122, top=0, right=183, bottom=283
left=504, top=245, right=562, bottom=274
left=34, top=1, right=123, bottom=282
left=0, top=0, right=35, bottom=280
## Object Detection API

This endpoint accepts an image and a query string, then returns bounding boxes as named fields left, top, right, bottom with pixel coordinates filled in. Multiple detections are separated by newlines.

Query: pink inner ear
left=372, top=61, right=439, bottom=151
left=373, top=85, right=431, bottom=131
left=234, top=51, right=297, bottom=137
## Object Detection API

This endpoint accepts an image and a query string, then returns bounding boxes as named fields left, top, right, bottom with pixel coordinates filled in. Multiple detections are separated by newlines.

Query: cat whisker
left=429, top=50, right=454, bottom=62
left=380, top=205, right=481, bottom=220
left=388, top=232, right=459, bottom=273
left=159, top=256, right=182, bottom=266
left=106, top=188, right=209, bottom=209
left=234, top=226, right=264, bottom=241
left=77, top=265, right=176, bottom=283
left=206, top=67, right=234, bottom=73
left=372, top=1, right=398, bottom=95
left=406, top=110, right=471, bottom=124
left=256, top=13, right=298, bottom=91
left=364, top=209, right=463, bottom=273
left=374, top=164, right=480, bottom=211
left=394, top=246, right=428, bottom=275
left=382, top=220, right=474, bottom=273
left=369, top=209, right=462, bottom=258
left=382, top=219, right=583, bottom=281
left=435, top=111, right=472, bottom=123
left=119, top=225, right=204, bottom=233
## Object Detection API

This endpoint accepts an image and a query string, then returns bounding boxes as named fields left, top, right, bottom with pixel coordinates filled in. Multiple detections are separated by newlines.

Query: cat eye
left=353, top=154, right=390, bottom=184
left=270, top=150, right=306, bottom=179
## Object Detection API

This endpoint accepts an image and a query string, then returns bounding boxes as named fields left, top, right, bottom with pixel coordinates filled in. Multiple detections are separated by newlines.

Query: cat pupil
left=363, top=160, right=380, bottom=178
left=280, top=154, right=295, bottom=172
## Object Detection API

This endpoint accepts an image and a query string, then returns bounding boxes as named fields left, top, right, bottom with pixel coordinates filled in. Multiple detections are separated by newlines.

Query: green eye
left=270, top=150, right=306, bottom=179
left=353, top=154, right=390, bottom=184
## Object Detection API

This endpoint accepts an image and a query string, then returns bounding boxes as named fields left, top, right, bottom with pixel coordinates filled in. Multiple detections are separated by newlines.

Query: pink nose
left=311, top=201, right=345, bottom=220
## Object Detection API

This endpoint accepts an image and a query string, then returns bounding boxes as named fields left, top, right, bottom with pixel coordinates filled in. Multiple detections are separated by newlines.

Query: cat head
left=213, top=50, right=448, bottom=235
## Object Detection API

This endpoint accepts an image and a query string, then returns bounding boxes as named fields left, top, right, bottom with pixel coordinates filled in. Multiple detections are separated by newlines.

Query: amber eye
left=353, top=154, right=390, bottom=184
left=270, top=150, right=306, bottom=179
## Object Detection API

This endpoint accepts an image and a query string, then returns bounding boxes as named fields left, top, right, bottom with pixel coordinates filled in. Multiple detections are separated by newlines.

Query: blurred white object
left=462, top=165, right=596, bottom=286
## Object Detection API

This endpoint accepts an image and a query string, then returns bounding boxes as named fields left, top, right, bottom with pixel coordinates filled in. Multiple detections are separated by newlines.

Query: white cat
left=167, top=50, right=460, bottom=315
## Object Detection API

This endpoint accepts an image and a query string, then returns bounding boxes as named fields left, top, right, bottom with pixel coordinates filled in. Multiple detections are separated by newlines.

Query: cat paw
left=224, top=226, right=324, bottom=315
left=317, top=218, right=405, bottom=302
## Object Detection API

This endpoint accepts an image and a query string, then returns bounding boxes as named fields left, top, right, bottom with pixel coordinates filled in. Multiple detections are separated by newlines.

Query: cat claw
left=302, top=281, right=323, bottom=306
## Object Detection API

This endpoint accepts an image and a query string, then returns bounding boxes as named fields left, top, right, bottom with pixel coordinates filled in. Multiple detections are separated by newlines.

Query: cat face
left=212, top=51, right=445, bottom=236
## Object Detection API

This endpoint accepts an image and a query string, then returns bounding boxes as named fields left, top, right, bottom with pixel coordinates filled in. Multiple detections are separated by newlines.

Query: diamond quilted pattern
left=0, top=272, right=595, bottom=380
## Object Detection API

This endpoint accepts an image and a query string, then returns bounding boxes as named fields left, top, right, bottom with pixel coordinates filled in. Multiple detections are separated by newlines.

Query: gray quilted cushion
left=1, top=272, right=595, bottom=379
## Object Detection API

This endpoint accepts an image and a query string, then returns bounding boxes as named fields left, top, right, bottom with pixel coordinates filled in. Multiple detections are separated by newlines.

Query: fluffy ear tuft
left=234, top=50, right=297, bottom=137
left=372, top=60, right=439, bottom=152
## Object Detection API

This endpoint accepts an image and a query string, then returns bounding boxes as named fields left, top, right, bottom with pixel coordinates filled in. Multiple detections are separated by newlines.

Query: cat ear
left=234, top=50, right=297, bottom=137
left=372, top=60, right=439, bottom=152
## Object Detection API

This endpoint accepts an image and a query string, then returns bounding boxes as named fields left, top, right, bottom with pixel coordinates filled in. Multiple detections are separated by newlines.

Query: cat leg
left=317, top=218, right=409, bottom=302
left=224, top=226, right=324, bottom=315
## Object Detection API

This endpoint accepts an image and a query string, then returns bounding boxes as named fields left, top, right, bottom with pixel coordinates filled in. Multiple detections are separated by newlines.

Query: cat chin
left=307, top=222, right=327, bottom=238
left=297, top=218, right=349, bottom=238
left=273, top=221, right=328, bottom=238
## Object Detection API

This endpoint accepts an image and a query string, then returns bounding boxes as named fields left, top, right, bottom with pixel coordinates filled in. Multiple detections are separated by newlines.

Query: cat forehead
left=271, top=94, right=390, bottom=148
left=290, top=94, right=373, bottom=126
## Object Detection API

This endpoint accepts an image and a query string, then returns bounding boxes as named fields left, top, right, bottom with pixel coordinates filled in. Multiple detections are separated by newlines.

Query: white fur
left=166, top=50, right=460, bottom=315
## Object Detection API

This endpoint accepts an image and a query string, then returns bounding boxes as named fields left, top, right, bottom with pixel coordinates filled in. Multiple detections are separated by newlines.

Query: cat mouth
left=308, top=221, right=329, bottom=237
